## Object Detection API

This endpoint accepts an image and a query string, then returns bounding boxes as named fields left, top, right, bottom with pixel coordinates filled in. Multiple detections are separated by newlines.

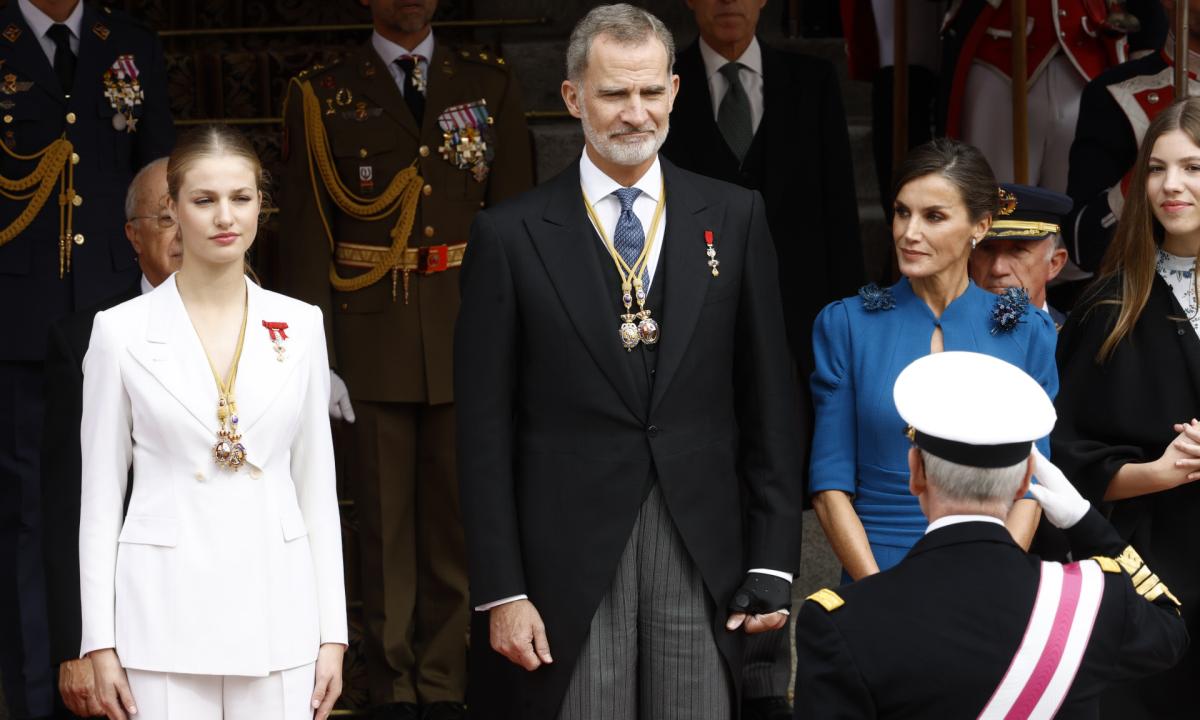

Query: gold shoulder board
left=806, top=588, right=845, bottom=612
left=1090, top=556, right=1121, bottom=573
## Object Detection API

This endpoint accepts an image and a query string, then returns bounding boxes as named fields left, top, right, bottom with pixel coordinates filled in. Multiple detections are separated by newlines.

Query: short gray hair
left=125, top=157, right=170, bottom=221
left=566, top=4, right=675, bottom=82
left=921, top=450, right=1028, bottom=505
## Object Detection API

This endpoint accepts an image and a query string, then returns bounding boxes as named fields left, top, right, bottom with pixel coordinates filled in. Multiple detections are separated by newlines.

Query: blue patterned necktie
left=612, top=187, right=649, bottom=291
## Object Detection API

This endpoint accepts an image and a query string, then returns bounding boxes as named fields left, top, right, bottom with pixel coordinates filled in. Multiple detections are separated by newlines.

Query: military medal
left=704, top=230, right=720, bottom=277
left=102, top=55, right=143, bottom=133
left=437, top=99, right=496, bottom=183
left=262, top=321, right=289, bottom=362
left=583, top=177, right=666, bottom=351
left=202, top=296, right=250, bottom=471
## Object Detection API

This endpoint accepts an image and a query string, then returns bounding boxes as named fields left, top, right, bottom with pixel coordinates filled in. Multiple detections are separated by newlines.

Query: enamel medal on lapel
left=263, top=321, right=289, bottom=362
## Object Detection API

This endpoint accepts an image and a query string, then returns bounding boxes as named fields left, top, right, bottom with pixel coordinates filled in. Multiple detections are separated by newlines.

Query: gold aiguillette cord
left=199, top=293, right=250, bottom=471
left=582, top=175, right=666, bottom=351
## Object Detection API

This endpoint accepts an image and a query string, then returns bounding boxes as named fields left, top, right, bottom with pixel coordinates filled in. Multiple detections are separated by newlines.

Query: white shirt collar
left=578, top=150, right=662, bottom=208
left=139, top=274, right=153, bottom=295
left=925, top=514, right=1006, bottom=534
left=697, top=36, right=762, bottom=82
left=18, top=0, right=83, bottom=42
left=371, top=29, right=435, bottom=67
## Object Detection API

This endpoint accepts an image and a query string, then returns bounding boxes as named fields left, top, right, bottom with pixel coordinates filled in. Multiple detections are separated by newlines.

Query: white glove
left=1028, top=447, right=1090, bottom=529
left=329, top=370, right=356, bottom=423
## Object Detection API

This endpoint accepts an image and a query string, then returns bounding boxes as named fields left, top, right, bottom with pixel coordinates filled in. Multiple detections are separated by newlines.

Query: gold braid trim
left=0, top=136, right=75, bottom=277
left=289, top=77, right=423, bottom=296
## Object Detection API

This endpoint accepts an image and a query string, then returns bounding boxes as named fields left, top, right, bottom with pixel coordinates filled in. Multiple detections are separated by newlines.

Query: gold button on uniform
left=418, top=145, right=430, bottom=157
left=65, top=112, right=76, bottom=124
left=359, top=148, right=368, bottom=158
left=422, top=184, right=432, bottom=197
left=2, top=115, right=11, bottom=124
left=73, top=233, right=84, bottom=245
left=71, top=194, right=82, bottom=207
left=70, top=152, right=80, bottom=164
left=424, top=225, right=435, bottom=238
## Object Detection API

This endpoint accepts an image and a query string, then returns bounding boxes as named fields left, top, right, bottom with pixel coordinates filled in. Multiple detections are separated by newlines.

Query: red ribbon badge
left=262, top=321, right=289, bottom=341
left=704, top=231, right=719, bottom=277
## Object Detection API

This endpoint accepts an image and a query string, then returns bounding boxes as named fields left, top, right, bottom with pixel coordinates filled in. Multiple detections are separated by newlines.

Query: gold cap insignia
left=998, top=188, right=1018, bottom=216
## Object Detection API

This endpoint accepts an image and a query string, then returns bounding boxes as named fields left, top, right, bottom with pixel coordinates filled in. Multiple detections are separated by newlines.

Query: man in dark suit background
left=660, top=3, right=864, bottom=714
left=0, top=2, right=173, bottom=716
left=39, top=157, right=175, bottom=719
left=455, top=4, right=805, bottom=717
left=660, top=0, right=864, bottom=377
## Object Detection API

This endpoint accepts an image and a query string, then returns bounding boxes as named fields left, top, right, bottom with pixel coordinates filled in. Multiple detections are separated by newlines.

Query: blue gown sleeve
left=1026, top=309, right=1060, bottom=459
left=809, top=300, right=858, bottom=495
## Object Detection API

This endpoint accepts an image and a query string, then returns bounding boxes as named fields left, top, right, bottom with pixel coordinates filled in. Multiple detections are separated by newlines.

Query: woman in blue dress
left=809, top=139, right=1058, bottom=580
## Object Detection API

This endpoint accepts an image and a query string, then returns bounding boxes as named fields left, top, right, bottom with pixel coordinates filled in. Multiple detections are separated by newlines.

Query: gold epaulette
left=806, top=588, right=845, bottom=613
left=1090, top=556, right=1121, bottom=573
left=1113, top=545, right=1182, bottom=607
left=295, top=56, right=342, bottom=81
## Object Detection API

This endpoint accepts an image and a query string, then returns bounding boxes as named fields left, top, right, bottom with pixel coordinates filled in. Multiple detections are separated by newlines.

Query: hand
left=726, top=572, right=791, bottom=634
left=328, top=370, right=355, bottom=423
left=489, top=599, right=553, bottom=671
left=310, top=643, right=345, bottom=720
left=1167, top=419, right=1200, bottom=483
left=59, top=657, right=105, bottom=717
left=88, top=649, right=136, bottom=720
left=726, top=610, right=789, bottom=634
left=1028, top=447, right=1091, bottom=529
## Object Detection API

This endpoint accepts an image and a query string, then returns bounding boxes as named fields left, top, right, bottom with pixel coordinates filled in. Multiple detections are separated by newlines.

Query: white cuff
left=748, top=568, right=793, bottom=584
left=474, top=594, right=528, bottom=612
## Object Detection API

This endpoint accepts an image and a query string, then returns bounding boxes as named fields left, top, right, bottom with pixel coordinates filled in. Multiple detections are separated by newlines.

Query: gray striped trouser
left=556, top=484, right=733, bottom=720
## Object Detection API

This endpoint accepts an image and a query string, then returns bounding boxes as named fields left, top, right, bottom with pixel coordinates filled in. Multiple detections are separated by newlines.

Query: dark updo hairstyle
left=891, top=138, right=1000, bottom=222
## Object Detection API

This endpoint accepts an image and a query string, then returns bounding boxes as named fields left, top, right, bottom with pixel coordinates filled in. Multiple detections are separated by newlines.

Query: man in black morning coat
left=0, top=1, right=173, bottom=716
left=794, top=352, right=1188, bottom=719
left=454, top=4, right=804, bottom=718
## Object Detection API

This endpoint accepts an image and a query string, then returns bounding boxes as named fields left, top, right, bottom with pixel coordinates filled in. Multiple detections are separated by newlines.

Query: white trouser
left=125, top=662, right=315, bottom=720
left=962, top=54, right=1088, bottom=193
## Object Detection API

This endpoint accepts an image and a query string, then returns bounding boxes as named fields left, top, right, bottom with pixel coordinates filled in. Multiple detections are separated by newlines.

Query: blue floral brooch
left=858, top=283, right=895, bottom=311
left=990, top=287, right=1029, bottom=334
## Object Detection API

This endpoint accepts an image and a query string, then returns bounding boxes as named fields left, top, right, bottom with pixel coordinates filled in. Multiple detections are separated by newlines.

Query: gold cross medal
left=436, top=99, right=495, bottom=183
left=104, top=55, right=143, bottom=133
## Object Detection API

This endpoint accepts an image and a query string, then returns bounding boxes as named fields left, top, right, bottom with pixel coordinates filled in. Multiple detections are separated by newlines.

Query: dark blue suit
left=0, top=2, right=172, bottom=715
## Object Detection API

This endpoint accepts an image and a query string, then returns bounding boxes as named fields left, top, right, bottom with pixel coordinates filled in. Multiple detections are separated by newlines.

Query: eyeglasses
left=129, top=215, right=177, bottom=229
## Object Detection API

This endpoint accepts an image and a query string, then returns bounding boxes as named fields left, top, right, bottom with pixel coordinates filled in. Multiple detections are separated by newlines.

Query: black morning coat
left=454, top=158, right=806, bottom=719
left=39, top=281, right=139, bottom=665
left=0, top=1, right=173, bottom=364
left=659, top=38, right=865, bottom=377
left=794, top=510, right=1187, bottom=719
left=1052, top=274, right=1200, bottom=717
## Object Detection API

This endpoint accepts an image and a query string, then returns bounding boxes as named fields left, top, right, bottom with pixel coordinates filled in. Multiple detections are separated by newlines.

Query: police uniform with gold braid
left=0, top=1, right=172, bottom=715
left=794, top=508, right=1187, bottom=718
left=277, top=35, right=532, bottom=709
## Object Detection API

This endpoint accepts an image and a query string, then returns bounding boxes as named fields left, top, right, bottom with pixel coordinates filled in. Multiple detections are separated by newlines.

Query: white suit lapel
left=235, top=281, right=306, bottom=435
left=126, top=274, right=219, bottom=434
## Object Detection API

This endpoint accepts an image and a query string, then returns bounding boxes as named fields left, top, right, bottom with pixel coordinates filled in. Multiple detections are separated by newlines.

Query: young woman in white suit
left=79, top=125, right=347, bottom=720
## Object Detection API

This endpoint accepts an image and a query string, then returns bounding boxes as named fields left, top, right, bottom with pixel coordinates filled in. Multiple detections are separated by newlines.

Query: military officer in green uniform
left=277, top=1, right=532, bottom=718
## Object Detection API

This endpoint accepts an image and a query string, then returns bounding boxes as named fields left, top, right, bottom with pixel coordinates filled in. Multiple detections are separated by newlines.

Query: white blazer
left=79, top=274, right=347, bottom=676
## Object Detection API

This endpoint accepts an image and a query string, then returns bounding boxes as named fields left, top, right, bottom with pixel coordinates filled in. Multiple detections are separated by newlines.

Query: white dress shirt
left=18, top=0, right=82, bottom=65
left=925, top=514, right=1006, bottom=534
left=697, top=36, right=764, bottom=135
left=579, top=150, right=667, bottom=290
left=139, top=274, right=153, bottom=295
left=371, top=30, right=434, bottom=98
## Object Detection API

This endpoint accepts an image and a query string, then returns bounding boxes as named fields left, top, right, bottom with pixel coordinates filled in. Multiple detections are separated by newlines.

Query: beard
left=579, top=103, right=668, bottom=168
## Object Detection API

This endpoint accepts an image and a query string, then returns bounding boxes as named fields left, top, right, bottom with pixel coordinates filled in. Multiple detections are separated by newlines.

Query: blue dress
left=809, top=278, right=1059, bottom=568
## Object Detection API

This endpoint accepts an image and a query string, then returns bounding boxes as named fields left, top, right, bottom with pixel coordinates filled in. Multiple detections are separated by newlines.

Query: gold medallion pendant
left=198, top=290, right=250, bottom=472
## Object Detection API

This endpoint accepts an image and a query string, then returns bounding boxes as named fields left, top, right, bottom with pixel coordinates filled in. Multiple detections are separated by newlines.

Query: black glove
left=727, top=572, right=790, bottom=615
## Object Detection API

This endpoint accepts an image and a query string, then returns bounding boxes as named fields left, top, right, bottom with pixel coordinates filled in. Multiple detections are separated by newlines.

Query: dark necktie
left=717, top=62, right=753, bottom=164
left=46, top=23, right=75, bottom=95
left=612, top=187, right=649, bottom=291
left=394, top=55, right=426, bottom=127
